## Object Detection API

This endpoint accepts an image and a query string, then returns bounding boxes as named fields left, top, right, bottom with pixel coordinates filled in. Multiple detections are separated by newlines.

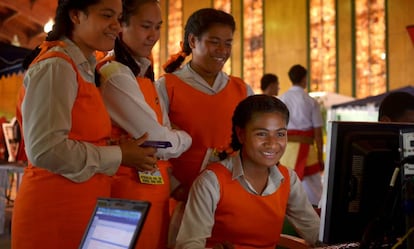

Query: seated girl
left=175, top=94, right=321, bottom=249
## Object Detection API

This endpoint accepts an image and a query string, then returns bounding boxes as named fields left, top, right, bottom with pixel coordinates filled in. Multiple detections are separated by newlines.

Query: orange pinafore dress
left=206, top=163, right=290, bottom=249
left=163, top=73, right=247, bottom=191
left=12, top=41, right=113, bottom=249
left=100, top=57, right=171, bottom=249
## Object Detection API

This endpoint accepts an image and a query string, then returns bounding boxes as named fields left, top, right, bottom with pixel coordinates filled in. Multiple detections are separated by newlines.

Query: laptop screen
left=79, top=198, right=151, bottom=249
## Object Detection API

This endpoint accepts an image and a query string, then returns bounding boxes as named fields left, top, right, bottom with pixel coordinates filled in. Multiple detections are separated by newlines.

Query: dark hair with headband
left=163, top=8, right=235, bottom=73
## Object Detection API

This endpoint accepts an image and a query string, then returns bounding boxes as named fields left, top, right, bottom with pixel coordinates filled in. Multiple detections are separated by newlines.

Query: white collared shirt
left=98, top=52, right=192, bottom=160
left=22, top=38, right=121, bottom=182
left=279, top=85, right=324, bottom=130
left=175, top=152, right=320, bottom=249
left=156, top=63, right=255, bottom=112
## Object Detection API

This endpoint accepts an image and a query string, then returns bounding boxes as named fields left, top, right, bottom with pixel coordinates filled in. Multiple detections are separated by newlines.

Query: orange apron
left=12, top=41, right=113, bottom=249
left=163, top=73, right=248, bottom=190
left=164, top=74, right=248, bottom=247
left=99, top=57, right=171, bottom=249
left=206, top=163, right=290, bottom=249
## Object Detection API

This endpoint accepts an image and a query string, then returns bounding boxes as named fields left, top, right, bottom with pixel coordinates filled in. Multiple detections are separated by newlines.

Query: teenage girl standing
left=97, top=1, right=192, bottom=248
left=12, top=1, right=157, bottom=248
left=158, top=7, right=254, bottom=203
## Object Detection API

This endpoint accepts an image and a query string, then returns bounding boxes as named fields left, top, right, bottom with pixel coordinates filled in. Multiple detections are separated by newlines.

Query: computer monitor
left=320, top=121, right=414, bottom=247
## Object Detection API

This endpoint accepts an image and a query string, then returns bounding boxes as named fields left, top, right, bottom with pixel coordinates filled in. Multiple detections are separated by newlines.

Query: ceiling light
left=44, top=18, right=54, bottom=33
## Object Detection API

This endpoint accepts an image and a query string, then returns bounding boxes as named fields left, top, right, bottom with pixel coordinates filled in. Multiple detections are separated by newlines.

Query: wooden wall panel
left=263, top=0, right=308, bottom=95
left=158, top=0, right=168, bottom=70
left=3, top=1, right=414, bottom=117
left=336, top=0, right=353, bottom=97
left=230, top=0, right=243, bottom=78
left=182, top=0, right=211, bottom=24
left=387, top=0, right=414, bottom=90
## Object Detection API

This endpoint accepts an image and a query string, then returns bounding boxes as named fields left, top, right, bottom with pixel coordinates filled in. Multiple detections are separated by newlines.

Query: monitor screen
left=320, top=121, right=414, bottom=247
left=79, top=198, right=150, bottom=249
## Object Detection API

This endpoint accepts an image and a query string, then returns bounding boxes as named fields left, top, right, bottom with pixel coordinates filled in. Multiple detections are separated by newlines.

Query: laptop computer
left=79, top=197, right=151, bottom=249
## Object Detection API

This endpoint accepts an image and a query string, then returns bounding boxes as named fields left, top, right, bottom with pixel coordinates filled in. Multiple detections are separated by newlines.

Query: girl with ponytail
left=96, top=1, right=192, bottom=248
left=175, top=95, right=321, bottom=249
left=156, top=8, right=254, bottom=247
left=13, top=1, right=158, bottom=248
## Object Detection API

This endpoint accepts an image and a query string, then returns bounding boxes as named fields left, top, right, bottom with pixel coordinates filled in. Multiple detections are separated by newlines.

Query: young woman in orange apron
left=97, top=1, right=192, bottom=248
left=12, top=1, right=157, bottom=248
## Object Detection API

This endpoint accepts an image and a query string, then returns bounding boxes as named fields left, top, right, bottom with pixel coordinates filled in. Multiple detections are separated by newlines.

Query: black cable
left=360, top=161, right=405, bottom=249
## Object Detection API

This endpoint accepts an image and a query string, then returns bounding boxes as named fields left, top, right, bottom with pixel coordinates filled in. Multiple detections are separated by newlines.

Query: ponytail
left=144, top=65, right=155, bottom=81
left=162, top=42, right=189, bottom=73
left=114, top=37, right=140, bottom=76
left=112, top=37, right=155, bottom=81
left=22, top=30, right=64, bottom=69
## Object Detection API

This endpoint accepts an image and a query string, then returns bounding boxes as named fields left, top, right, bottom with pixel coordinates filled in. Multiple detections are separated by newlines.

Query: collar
left=135, top=57, right=151, bottom=77
left=61, top=37, right=96, bottom=77
left=291, top=85, right=305, bottom=91
left=230, top=151, right=282, bottom=181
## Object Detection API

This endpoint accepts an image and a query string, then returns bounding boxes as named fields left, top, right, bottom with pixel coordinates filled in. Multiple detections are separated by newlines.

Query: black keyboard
left=315, top=242, right=360, bottom=249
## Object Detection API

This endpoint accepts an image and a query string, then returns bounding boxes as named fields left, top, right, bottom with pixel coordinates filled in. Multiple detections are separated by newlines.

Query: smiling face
left=189, top=23, right=233, bottom=82
left=70, top=0, right=122, bottom=57
left=236, top=112, right=288, bottom=170
left=121, top=1, right=162, bottom=58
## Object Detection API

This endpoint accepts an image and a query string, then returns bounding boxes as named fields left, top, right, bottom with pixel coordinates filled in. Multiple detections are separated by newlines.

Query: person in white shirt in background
left=261, top=73, right=280, bottom=97
left=278, top=64, right=324, bottom=207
